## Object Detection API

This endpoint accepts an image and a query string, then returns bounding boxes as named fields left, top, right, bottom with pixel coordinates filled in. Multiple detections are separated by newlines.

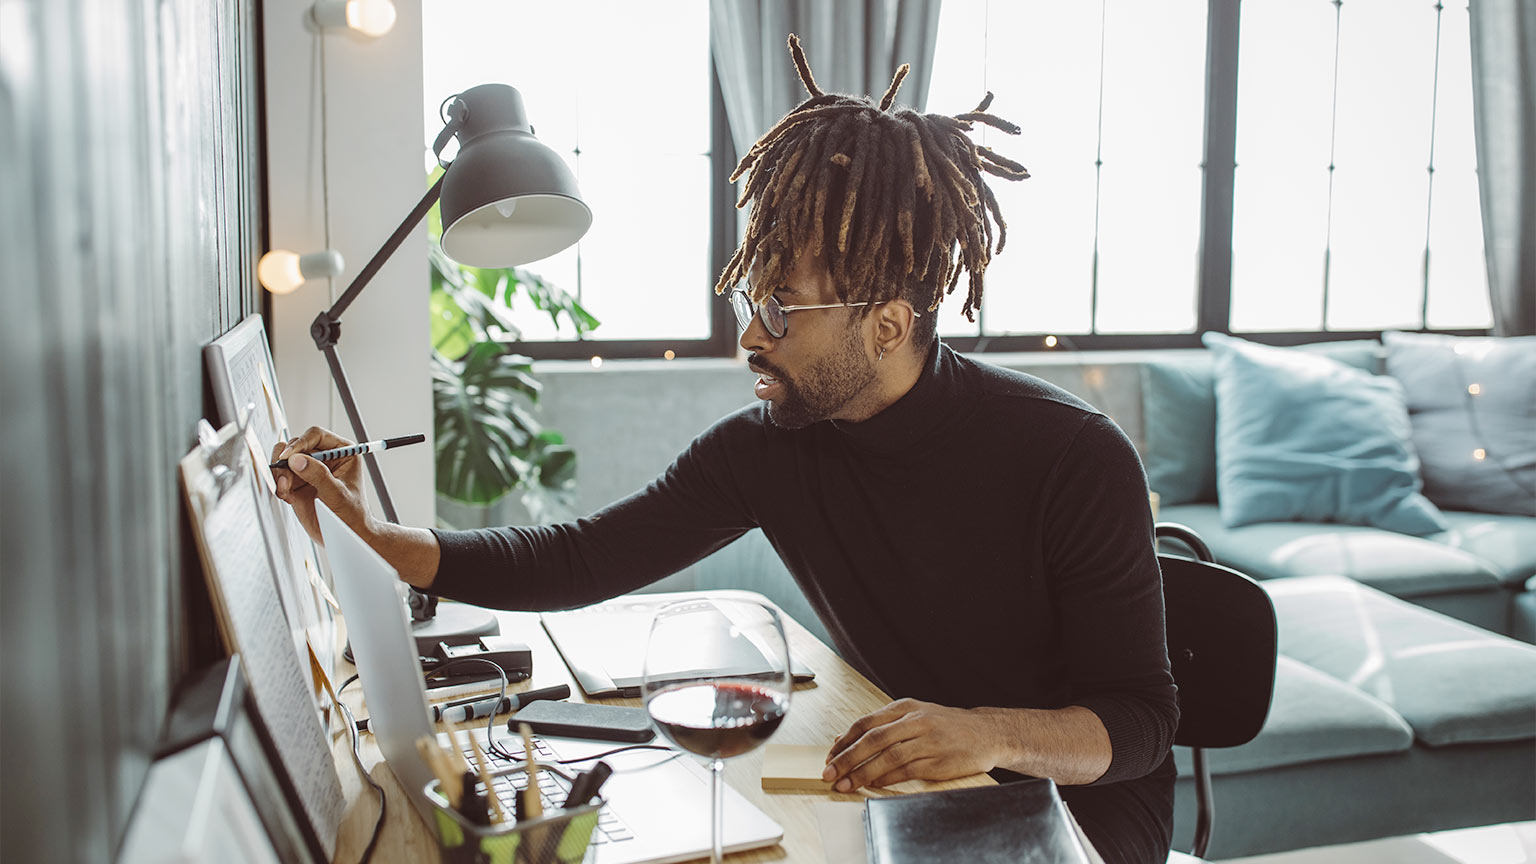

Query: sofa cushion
left=1382, top=331, right=1536, bottom=517
left=1142, top=355, right=1221, bottom=506
left=1140, top=342, right=1382, bottom=507
left=1158, top=503, right=1502, bottom=598
left=1433, top=510, right=1536, bottom=587
left=1203, top=333, right=1447, bottom=536
left=1173, top=655, right=1413, bottom=776
left=1265, top=576, right=1536, bottom=747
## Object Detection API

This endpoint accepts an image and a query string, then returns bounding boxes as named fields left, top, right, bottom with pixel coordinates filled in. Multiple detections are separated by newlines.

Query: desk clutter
left=416, top=722, right=616, bottom=864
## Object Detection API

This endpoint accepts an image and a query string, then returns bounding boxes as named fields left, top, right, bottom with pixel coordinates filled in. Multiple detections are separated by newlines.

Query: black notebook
left=863, top=779, right=1090, bottom=864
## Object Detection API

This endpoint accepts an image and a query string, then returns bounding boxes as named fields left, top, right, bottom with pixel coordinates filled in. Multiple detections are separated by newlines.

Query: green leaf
left=432, top=349, right=541, bottom=505
left=536, top=446, right=577, bottom=490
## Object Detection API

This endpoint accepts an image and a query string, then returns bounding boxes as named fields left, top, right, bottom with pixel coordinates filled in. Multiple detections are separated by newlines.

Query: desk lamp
left=290, top=84, right=592, bottom=640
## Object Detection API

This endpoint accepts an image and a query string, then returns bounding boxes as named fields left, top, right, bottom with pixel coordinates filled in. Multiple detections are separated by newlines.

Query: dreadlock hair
left=715, top=34, right=1030, bottom=349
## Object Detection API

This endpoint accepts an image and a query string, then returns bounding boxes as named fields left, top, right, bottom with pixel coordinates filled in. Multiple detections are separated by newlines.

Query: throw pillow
left=1382, top=331, right=1536, bottom=516
left=1140, top=341, right=1381, bottom=506
left=1203, top=332, right=1447, bottom=535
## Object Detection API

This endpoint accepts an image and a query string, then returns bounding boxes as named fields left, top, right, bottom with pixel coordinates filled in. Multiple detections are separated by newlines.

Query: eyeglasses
left=730, top=288, right=918, bottom=339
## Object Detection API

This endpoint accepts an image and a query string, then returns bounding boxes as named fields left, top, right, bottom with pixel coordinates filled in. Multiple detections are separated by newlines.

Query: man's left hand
left=822, top=698, right=1004, bottom=791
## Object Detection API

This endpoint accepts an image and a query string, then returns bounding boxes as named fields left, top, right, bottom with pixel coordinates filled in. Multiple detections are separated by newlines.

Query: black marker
left=563, top=761, right=613, bottom=808
left=271, top=434, right=425, bottom=470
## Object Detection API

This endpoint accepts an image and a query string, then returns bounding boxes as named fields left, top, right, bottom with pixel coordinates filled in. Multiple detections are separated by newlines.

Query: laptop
left=316, top=503, right=783, bottom=864
left=542, top=597, right=815, bottom=698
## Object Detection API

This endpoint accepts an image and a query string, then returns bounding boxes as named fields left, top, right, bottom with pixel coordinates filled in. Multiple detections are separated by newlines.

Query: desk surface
left=330, top=594, right=994, bottom=863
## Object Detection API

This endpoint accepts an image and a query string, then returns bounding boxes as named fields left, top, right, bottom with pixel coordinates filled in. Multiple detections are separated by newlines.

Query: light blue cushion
left=1433, top=510, right=1536, bottom=586
left=1172, top=656, right=1413, bottom=776
left=1203, top=333, right=1447, bottom=536
left=1267, top=576, right=1536, bottom=747
left=1381, top=332, right=1536, bottom=517
left=1140, top=342, right=1381, bottom=507
left=1157, top=503, right=1501, bottom=597
left=1142, top=356, right=1221, bottom=505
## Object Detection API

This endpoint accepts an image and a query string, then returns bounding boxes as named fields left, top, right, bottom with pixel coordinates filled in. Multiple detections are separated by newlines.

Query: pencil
left=464, top=726, right=509, bottom=824
left=519, top=722, right=544, bottom=820
left=416, top=736, right=461, bottom=809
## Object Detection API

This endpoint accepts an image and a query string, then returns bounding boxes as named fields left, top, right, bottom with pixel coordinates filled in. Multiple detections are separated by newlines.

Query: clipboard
left=180, top=414, right=345, bottom=859
left=206, top=314, right=338, bottom=687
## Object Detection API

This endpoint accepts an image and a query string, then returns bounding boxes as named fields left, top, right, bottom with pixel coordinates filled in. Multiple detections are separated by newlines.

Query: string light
left=1473, top=448, right=1487, bottom=461
left=590, top=356, right=603, bottom=369
left=311, top=0, right=397, bottom=37
left=663, top=350, right=676, bottom=360
left=1467, top=383, right=1481, bottom=395
left=1044, top=335, right=1059, bottom=348
left=257, top=249, right=344, bottom=295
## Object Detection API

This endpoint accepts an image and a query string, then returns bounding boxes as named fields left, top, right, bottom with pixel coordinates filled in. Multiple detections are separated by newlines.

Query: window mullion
left=1197, top=0, right=1241, bottom=336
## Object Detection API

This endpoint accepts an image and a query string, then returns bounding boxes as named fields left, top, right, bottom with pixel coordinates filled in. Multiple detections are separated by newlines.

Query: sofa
left=652, top=337, right=1536, bottom=859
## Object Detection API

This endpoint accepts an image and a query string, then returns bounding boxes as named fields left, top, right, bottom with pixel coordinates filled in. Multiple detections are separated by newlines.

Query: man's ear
left=873, top=299, right=919, bottom=357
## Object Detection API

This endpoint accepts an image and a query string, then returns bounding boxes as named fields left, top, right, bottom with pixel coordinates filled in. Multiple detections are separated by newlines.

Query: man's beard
left=762, top=325, right=877, bottom=429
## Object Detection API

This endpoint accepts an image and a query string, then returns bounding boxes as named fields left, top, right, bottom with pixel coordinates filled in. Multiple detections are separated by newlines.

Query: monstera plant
left=427, top=174, right=599, bottom=522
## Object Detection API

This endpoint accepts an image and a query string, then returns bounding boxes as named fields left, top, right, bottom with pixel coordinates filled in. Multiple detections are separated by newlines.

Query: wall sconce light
left=311, top=0, right=397, bottom=38
left=257, top=249, right=345, bottom=295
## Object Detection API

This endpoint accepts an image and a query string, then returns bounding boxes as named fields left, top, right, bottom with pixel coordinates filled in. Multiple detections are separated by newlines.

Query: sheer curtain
left=1469, top=0, right=1536, bottom=336
left=709, top=0, right=942, bottom=161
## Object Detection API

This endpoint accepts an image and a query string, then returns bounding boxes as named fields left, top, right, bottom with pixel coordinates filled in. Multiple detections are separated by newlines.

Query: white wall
left=262, top=0, right=434, bottom=527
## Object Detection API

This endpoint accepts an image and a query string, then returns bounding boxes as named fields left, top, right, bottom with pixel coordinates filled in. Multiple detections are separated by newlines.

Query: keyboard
left=459, top=737, right=636, bottom=846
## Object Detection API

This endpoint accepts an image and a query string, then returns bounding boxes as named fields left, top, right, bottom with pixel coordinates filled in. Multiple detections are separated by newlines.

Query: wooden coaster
left=760, top=743, right=834, bottom=792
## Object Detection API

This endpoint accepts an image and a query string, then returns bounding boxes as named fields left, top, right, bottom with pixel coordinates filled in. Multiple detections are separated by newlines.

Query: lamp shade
left=439, top=84, right=592, bottom=268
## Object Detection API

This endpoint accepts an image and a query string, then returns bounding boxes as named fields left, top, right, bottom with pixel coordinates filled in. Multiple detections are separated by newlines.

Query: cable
left=333, top=695, right=385, bottom=864
left=337, top=660, right=505, bottom=862
left=422, top=657, right=510, bottom=754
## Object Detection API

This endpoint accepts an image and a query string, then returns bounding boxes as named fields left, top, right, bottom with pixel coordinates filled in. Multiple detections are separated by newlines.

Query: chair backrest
left=1160, top=553, right=1278, bottom=749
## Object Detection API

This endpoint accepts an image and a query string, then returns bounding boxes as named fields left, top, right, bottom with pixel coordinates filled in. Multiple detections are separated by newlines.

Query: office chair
left=1156, top=522, right=1278, bottom=862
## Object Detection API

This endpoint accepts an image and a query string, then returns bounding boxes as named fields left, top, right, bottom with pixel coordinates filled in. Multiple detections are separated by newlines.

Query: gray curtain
left=1469, top=0, right=1536, bottom=336
left=710, top=0, right=943, bottom=160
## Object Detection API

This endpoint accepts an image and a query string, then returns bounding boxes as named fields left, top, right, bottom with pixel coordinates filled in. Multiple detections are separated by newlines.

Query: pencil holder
left=425, top=763, right=603, bottom=864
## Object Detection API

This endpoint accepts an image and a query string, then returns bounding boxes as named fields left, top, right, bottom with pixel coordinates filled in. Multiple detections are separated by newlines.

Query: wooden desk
left=330, top=595, right=994, bottom=863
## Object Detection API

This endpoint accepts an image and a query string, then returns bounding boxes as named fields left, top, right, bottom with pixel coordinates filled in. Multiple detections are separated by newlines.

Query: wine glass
left=642, top=596, right=792, bottom=864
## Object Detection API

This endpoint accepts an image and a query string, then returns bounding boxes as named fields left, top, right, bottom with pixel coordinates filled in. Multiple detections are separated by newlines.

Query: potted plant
left=427, top=182, right=599, bottom=527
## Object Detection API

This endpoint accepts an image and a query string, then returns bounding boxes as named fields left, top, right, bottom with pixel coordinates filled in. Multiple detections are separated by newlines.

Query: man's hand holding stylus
left=271, top=425, right=442, bottom=589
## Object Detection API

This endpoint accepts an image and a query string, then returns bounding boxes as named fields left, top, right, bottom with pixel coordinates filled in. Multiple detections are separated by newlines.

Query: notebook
left=316, top=503, right=784, bottom=864
left=863, top=779, right=1090, bottom=864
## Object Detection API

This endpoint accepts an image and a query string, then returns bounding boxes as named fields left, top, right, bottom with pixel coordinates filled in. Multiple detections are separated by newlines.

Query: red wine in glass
left=647, top=681, right=788, bottom=760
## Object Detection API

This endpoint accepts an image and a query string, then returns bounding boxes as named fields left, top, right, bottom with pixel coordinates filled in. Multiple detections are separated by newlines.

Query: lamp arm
left=320, top=343, right=400, bottom=524
left=306, top=171, right=448, bottom=517
left=312, top=171, right=446, bottom=347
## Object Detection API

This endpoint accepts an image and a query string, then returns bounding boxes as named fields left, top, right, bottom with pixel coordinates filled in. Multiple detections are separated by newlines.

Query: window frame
left=512, top=1, right=1491, bottom=361
left=504, top=64, right=738, bottom=361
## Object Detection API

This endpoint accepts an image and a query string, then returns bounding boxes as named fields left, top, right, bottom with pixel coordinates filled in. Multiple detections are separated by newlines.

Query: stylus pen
left=438, top=684, right=572, bottom=725
left=270, top=434, right=425, bottom=470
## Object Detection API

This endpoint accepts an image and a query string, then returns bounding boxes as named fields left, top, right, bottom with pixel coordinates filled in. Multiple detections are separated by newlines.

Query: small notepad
left=760, top=743, right=835, bottom=791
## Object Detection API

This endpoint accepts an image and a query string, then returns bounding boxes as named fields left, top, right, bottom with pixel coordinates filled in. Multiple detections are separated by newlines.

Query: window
left=926, top=0, right=1209, bottom=341
left=423, top=0, right=731, bottom=357
left=926, top=0, right=1491, bottom=348
left=425, top=1, right=1492, bottom=358
left=1229, top=0, right=1491, bottom=332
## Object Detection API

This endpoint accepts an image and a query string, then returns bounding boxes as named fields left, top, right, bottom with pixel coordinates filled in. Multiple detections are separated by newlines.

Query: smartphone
left=509, top=699, right=656, bottom=743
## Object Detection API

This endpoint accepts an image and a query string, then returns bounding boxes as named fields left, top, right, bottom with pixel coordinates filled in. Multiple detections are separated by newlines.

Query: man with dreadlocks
left=274, top=35, right=1176, bottom=864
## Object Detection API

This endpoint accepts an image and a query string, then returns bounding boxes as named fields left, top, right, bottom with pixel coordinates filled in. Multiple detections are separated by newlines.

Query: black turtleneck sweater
left=432, top=342, right=1178, bottom=864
